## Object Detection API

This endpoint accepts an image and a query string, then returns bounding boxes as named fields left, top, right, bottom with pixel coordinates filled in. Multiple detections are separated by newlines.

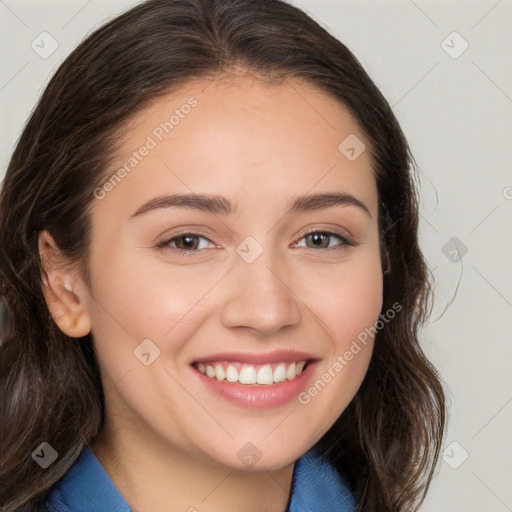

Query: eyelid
left=154, top=229, right=217, bottom=251
left=293, top=226, right=355, bottom=247
left=155, top=226, right=356, bottom=255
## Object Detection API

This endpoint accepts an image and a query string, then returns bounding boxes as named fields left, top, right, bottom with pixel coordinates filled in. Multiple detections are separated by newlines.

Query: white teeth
left=239, top=366, right=257, bottom=384
left=256, top=364, right=273, bottom=385
left=215, top=364, right=225, bottom=381
left=197, top=361, right=308, bottom=385
left=286, top=362, right=296, bottom=380
left=273, top=363, right=286, bottom=383
left=226, top=365, right=239, bottom=383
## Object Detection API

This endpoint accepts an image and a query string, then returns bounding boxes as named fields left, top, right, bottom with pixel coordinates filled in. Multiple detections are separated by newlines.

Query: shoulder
left=43, top=445, right=355, bottom=512
left=44, top=446, right=132, bottom=512
left=287, top=449, right=356, bottom=512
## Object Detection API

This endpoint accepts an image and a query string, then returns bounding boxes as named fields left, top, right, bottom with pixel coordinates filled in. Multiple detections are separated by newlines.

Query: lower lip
left=192, top=362, right=317, bottom=409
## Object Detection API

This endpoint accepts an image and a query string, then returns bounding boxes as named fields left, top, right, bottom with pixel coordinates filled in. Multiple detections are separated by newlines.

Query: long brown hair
left=0, top=1, right=445, bottom=510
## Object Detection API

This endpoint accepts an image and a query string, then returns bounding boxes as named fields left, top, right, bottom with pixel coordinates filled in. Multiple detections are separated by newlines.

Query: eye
left=155, top=229, right=355, bottom=257
left=293, top=230, right=354, bottom=250
left=155, top=232, right=216, bottom=255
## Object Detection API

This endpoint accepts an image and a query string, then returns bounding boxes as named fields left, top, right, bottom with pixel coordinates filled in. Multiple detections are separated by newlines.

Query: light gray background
left=1, top=1, right=511, bottom=510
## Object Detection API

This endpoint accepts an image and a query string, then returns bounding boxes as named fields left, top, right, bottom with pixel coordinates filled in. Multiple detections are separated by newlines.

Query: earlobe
left=38, top=230, right=92, bottom=338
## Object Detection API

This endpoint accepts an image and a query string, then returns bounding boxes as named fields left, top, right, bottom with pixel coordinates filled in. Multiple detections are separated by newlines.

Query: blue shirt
left=44, top=445, right=355, bottom=511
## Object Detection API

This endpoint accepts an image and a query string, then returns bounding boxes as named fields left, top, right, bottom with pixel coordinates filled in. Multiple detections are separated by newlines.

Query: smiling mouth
left=193, top=360, right=308, bottom=385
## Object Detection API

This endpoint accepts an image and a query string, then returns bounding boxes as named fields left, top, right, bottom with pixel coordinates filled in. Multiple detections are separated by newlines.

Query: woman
left=0, top=0, right=445, bottom=510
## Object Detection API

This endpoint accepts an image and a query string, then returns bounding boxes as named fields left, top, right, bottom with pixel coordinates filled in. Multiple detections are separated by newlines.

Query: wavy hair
left=0, top=0, right=445, bottom=510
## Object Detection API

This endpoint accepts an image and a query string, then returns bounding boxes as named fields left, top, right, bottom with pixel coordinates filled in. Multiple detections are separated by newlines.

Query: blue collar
left=45, top=445, right=355, bottom=512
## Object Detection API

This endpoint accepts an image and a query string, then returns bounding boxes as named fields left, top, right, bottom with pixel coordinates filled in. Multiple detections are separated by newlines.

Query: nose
left=220, top=250, right=302, bottom=337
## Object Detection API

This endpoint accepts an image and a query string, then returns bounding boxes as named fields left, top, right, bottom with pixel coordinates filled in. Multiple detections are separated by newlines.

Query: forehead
left=94, top=72, right=377, bottom=220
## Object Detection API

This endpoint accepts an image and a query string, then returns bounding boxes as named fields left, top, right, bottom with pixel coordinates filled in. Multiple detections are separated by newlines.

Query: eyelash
left=155, top=229, right=355, bottom=257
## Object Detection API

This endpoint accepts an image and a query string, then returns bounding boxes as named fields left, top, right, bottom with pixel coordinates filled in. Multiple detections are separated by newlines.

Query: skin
left=39, top=71, right=383, bottom=512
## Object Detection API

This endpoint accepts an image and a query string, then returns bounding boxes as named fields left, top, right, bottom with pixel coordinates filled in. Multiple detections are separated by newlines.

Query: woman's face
left=84, top=72, right=383, bottom=471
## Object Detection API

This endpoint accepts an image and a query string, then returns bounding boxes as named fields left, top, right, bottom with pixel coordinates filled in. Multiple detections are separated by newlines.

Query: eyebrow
left=129, top=192, right=371, bottom=220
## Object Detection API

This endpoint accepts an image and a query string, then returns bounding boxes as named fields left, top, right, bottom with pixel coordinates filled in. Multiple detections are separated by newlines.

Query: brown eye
left=172, top=234, right=201, bottom=251
left=156, top=233, right=214, bottom=253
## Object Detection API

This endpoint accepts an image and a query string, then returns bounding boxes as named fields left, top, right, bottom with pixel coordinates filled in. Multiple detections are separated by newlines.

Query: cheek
left=293, top=251, right=383, bottom=424
left=86, top=249, right=221, bottom=370
left=89, top=241, right=383, bottom=367
left=300, top=250, right=384, bottom=350
left=92, top=241, right=200, bottom=324
left=332, top=265, right=383, bottom=347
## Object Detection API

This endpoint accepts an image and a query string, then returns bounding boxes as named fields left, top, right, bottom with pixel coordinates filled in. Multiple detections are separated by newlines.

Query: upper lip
left=192, top=350, right=318, bottom=365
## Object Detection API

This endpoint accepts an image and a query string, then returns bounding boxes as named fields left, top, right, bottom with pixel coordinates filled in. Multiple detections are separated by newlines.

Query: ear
left=38, top=230, right=92, bottom=338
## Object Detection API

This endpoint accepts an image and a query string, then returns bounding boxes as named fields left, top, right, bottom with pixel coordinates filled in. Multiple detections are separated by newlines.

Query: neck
left=90, top=418, right=295, bottom=512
